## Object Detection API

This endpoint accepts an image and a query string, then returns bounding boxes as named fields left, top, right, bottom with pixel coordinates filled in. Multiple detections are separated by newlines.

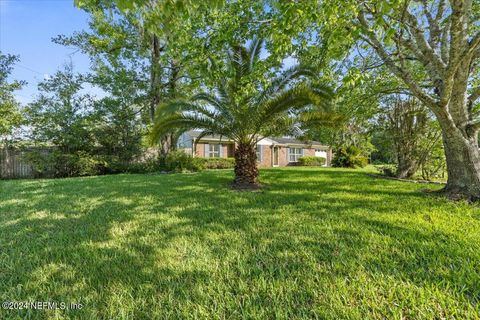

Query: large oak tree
left=350, top=0, right=480, bottom=200
left=257, top=0, right=480, bottom=199
left=266, top=0, right=480, bottom=199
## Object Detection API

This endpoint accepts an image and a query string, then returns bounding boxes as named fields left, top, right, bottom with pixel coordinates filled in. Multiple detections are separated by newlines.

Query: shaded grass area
left=0, top=167, right=479, bottom=319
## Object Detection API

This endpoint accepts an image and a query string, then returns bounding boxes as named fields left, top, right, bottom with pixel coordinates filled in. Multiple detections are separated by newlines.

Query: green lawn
left=0, top=167, right=479, bottom=319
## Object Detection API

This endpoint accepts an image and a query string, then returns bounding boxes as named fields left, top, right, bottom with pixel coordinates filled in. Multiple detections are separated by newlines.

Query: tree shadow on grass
left=0, top=169, right=479, bottom=318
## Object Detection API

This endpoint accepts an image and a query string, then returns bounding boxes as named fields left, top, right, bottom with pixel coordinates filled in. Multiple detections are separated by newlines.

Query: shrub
left=107, top=156, right=164, bottom=174
left=298, top=156, right=326, bottom=166
left=332, top=145, right=368, bottom=168
left=75, top=151, right=108, bottom=176
left=194, top=157, right=235, bottom=169
left=26, top=150, right=108, bottom=178
left=165, top=150, right=202, bottom=172
left=23, top=150, right=55, bottom=178
left=25, top=149, right=231, bottom=177
left=376, top=164, right=397, bottom=177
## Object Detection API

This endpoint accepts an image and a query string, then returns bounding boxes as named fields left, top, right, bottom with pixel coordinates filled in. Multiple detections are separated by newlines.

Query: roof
left=185, top=130, right=233, bottom=142
left=184, top=130, right=328, bottom=147
left=269, top=137, right=325, bottom=147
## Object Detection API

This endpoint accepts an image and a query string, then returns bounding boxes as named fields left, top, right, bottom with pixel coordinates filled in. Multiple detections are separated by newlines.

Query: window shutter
left=204, top=144, right=209, bottom=158
left=287, top=147, right=290, bottom=161
left=219, top=144, right=224, bottom=157
left=259, top=145, right=263, bottom=162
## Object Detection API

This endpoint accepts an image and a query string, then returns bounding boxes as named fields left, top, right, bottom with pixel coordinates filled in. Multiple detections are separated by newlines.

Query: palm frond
left=248, top=38, right=264, bottom=71
left=192, top=92, right=235, bottom=123
left=256, top=65, right=319, bottom=104
left=310, top=84, right=334, bottom=100
left=299, top=111, right=347, bottom=128
left=230, top=44, right=250, bottom=83
left=257, top=113, right=296, bottom=139
left=193, top=129, right=219, bottom=149
left=191, top=93, right=225, bottom=110
left=155, top=100, right=218, bottom=120
left=149, top=113, right=224, bottom=145
left=260, top=83, right=329, bottom=117
left=216, top=83, right=233, bottom=107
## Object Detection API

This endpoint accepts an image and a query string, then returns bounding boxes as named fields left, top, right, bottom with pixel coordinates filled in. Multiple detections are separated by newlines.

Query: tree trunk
left=396, top=153, right=418, bottom=179
left=388, top=98, right=426, bottom=179
left=440, top=127, right=480, bottom=201
left=149, top=34, right=161, bottom=122
left=159, top=60, right=180, bottom=157
left=160, top=133, right=176, bottom=157
left=233, top=142, right=259, bottom=188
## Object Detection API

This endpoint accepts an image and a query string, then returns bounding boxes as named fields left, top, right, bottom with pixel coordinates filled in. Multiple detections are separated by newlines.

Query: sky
left=0, top=0, right=92, bottom=104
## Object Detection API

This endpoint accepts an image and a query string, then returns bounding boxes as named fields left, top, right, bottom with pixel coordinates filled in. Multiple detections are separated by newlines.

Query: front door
left=273, top=147, right=279, bottom=166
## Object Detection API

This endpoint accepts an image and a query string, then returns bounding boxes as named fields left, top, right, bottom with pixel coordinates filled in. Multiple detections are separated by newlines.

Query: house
left=177, top=131, right=333, bottom=167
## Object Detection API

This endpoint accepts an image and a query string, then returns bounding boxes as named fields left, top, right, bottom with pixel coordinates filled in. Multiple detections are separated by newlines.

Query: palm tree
left=151, top=38, right=333, bottom=188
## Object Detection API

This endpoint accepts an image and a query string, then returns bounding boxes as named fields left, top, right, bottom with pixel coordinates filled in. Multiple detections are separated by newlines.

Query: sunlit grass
left=0, top=167, right=479, bottom=319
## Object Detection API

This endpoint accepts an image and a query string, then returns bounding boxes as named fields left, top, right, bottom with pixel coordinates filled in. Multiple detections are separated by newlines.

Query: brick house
left=177, top=131, right=333, bottom=167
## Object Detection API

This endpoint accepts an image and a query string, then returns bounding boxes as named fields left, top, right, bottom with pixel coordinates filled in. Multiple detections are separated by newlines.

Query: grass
left=0, top=167, right=479, bottom=319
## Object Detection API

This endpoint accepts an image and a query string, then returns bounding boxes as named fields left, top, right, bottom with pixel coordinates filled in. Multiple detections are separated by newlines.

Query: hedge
left=298, top=156, right=326, bottom=166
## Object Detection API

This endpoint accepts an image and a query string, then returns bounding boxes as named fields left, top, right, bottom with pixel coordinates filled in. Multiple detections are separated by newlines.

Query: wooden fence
left=0, top=147, right=54, bottom=179
left=0, top=147, right=158, bottom=180
left=0, top=147, right=36, bottom=179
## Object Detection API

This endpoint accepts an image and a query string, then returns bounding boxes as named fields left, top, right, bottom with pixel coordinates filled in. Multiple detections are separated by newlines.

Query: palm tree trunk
left=233, top=142, right=259, bottom=188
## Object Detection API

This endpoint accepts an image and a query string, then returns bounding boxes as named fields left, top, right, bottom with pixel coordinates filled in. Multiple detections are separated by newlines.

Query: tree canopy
left=0, top=52, right=24, bottom=141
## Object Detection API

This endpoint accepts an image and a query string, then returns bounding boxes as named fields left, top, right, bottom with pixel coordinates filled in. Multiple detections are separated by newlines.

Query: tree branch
left=421, top=0, right=441, bottom=49
left=465, top=31, right=480, bottom=60
left=357, top=9, right=438, bottom=108
left=402, top=9, right=446, bottom=75
left=469, top=86, right=480, bottom=103
left=435, top=0, right=447, bottom=21
left=440, top=17, right=451, bottom=63
left=442, top=0, right=471, bottom=105
left=467, top=117, right=480, bottom=133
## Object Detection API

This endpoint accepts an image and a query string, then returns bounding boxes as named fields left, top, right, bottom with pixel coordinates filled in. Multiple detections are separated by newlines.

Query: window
left=288, top=147, right=303, bottom=162
left=208, top=144, right=221, bottom=158
left=256, top=145, right=262, bottom=162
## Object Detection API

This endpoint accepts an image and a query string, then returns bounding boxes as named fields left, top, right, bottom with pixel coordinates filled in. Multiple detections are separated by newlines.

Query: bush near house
left=332, top=145, right=368, bottom=168
left=298, top=156, right=326, bottom=166
left=165, top=152, right=235, bottom=172
left=164, top=150, right=202, bottom=173
left=195, top=157, right=235, bottom=170
left=106, top=157, right=164, bottom=174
